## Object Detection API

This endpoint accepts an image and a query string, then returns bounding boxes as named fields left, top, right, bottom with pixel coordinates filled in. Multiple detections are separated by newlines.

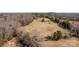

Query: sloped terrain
left=14, top=18, right=79, bottom=47
left=18, top=18, right=66, bottom=37
left=0, top=13, right=33, bottom=39
left=2, top=15, right=79, bottom=47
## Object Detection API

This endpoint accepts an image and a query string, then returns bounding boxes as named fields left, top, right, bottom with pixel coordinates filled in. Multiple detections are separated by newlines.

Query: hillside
left=0, top=13, right=33, bottom=39
left=3, top=17, right=79, bottom=47
left=18, top=18, right=79, bottom=47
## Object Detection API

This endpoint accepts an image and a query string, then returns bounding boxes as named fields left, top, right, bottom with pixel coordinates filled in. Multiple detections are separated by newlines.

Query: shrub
left=7, top=35, right=13, bottom=41
left=33, top=16, right=36, bottom=19
left=63, top=33, right=71, bottom=39
left=1, top=27, right=6, bottom=39
left=0, top=36, right=3, bottom=40
left=63, top=35, right=68, bottom=39
left=49, top=17, right=54, bottom=21
left=49, top=16, right=55, bottom=21
left=0, top=36, right=4, bottom=46
left=19, top=20, right=25, bottom=26
left=76, top=30, right=79, bottom=35
left=46, top=31, right=62, bottom=41
left=0, top=40, right=4, bottom=47
left=52, top=30, right=62, bottom=41
left=19, top=14, right=33, bottom=26
left=46, top=36, right=52, bottom=40
left=54, top=17, right=59, bottom=23
left=71, top=29, right=79, bottom=37
left=59, top=20, right=70, bottom=29
left=41, top=18, right=44, bottom=22
left=44, top=15, right=49, bottom=18
left=12, top=28, right=17, bottom=37
left=17, top=31, right=33, bottom=47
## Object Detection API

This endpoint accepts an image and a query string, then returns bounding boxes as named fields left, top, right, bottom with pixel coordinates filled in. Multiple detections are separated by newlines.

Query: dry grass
left=18, top=18, right=66, bottom=37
